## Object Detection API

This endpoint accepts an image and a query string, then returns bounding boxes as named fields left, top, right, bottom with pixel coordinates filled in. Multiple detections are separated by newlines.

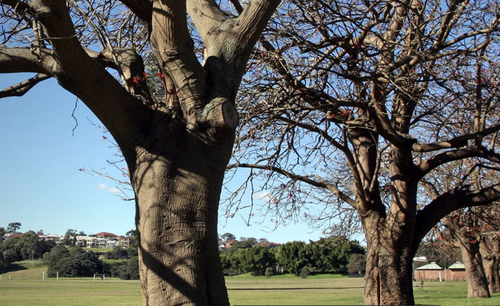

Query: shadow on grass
left=3, top=263, right=28, bottom=273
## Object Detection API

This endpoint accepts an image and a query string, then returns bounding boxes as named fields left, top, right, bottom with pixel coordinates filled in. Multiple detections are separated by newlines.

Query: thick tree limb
left=414, top=183, right=500, bottom=247
left=0, top=46, right=57, bottom=75
left=187, top=0, right=227, bottom=41
left=150, top=0, right=205, bottom=130
left=413, top=124, right=500, bottom=153
left=31, top=0, right=148, bottom=147
left=419, top=146, right=500, bottom=178
left=119, top=0, right=152, bottom=24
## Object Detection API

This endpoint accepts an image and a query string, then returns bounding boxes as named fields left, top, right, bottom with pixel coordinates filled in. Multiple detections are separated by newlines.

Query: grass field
left=2, top=263, right=500, bottom=305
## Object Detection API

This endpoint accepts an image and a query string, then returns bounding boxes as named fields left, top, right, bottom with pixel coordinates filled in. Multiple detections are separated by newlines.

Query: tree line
left=220, top=235, right=364, bottom=276
left=0, top=224, right=140, bottom=279
left=1, top=225, right=365, bottom=280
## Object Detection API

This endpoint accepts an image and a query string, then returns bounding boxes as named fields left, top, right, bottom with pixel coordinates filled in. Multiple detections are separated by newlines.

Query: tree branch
left=186, top=0, right=227, bottom=41
left=414, top=183, right=500, bottom=247
left=228, top=162, right=358, bottom=207
left=119, top=0, right=152, bottom=24
left=413, top=124, right=500, bottom=153
left=150, top=0, right=205, bottom=129
left=232, top=0, right=281, bottom=65
left=0, top=46, right=57, bottom=75
left=31, top=0, right=148, bottom=146
left=0, top=73, right=51, bottom=98
left=419, top=146, right=500, bottom=178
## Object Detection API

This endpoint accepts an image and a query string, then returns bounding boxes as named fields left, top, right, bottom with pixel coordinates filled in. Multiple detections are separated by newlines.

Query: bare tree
left=0, top=0, right=280, bottom=305
left=480, top=230, right=500, bottom=293
left=424, top=155, right=500, bottom=297
left=226, top=0, right=500, bottom=304
left=442, top=209, right=491, bottom=298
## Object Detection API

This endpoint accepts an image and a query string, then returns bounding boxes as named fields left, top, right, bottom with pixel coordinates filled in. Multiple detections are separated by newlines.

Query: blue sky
left=0, top=73, right=324, bottom=243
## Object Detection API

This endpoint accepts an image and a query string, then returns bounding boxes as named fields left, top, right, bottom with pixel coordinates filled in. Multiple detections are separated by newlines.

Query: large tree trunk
left=362, top=211, right=416, bottom=305
left=128, top=106, right=235, bottom=305
left=459, top=240, right=490, bottom=298
left=350, top=129, right=418, bottom=305
left=483, top=256, right=500, bottom=293
left=480, top=237, right=500, bottom=293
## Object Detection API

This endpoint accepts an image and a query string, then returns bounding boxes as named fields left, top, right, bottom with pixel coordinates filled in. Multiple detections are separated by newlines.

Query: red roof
left=94, top=232, right=118, bottom=238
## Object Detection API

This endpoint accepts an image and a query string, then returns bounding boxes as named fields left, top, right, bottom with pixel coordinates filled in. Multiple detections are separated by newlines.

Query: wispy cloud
left=252, top=191, right=274, bottom=202
left=97, top=183, right=121, bottom=194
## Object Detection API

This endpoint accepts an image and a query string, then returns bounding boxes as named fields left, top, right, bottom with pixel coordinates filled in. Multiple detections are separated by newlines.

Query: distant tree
left=219, top=252, right=238, bottom=276
left=275, top=241, right=308, bottom=275
left=105, top=246, right=129, bottom=260
left=63, top=229, right=78, bottom=246
left=0, top=236, right=21, bottom=262
left=0, top=227, right=5, bottom=238
left=221, top=232, right=236, bottom=242
left=348, top=254, right=366, bottom=275
left=47, top=245, right=70, bottom=266
left=17, top=230, right=43, bottom=260
left=239, top=245, right=276, bottom=276
left=7, top=222, right=21, bottom=233
left=2, top=249, right=19, bottom=263
left=258, top=238, right=269, bottom=244
left=226, top=240, right=254, bottom=251
left=415, top=238, right=461, bottom=270
left=313, top=236, right=365, bottom=273
left=49, top=247, right=103, bottom=277
left=111, top=256, right=140, bottom=280
left=124, top=256, right=140, bottom=280
left=243, top=237, right=258, bottom=246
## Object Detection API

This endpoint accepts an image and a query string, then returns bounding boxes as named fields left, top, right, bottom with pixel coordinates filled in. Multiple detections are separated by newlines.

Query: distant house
left=447, top=261, right=466, bottom=281
left=3, top=230, right=131, bottom=249
left=38, top=233, right=61, bottom=243
left=221, top=240, right=237, bottom=249
left=118, top=236, right=134, bottom=247
left=97, top=238, right=108, bottom=247
left=4, top=232, right=23, bottom=240
left=415, top=262, right=444, bottom=281
left=95, top=232, right=118, bottom=239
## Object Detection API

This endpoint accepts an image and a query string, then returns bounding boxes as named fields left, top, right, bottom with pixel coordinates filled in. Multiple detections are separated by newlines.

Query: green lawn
left=2, top=265, right=500, bottom=305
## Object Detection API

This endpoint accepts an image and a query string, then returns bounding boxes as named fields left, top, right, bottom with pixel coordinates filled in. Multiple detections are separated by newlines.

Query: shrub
left=265, top=267, right=273, bottom=278
left=300, top=266, right=312, bottom=279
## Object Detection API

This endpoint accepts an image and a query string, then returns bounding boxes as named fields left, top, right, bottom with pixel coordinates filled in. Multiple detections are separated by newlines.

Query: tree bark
left=362, top=211, right=416, bottom=305
left=459, top=240, right=490, bottom=298
left=480, top=237, right=500, bottom=293
left=131, top=120, right=233, bottom=305
left=483, top=256, right=500, bottom=294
